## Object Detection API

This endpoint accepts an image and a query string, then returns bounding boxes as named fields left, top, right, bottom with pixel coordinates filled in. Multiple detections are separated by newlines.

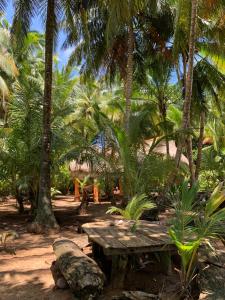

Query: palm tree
left=2, top=31, right=45, bottom=214
left=143, top=55, right=174, bottom=155
left=174, top=0, right=198, bottom=185
left=12, top=0, right=75, bottom=228
left=191, top=59, right=225, bottom=180
left=0, top=19, right=18, bottom=125
left=67, top=1, right=151, bottom=133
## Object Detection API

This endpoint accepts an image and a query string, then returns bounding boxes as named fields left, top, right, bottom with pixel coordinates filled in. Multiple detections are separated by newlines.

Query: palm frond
left=107, top=194, right=155, bottom=221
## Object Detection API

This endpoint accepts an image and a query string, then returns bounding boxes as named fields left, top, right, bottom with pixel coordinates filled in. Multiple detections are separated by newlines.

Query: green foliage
left=198, top=146, right=225, bottom=191
left=76, top=176, right=90, bottom=193
left=0, top=179, right=10, bottom=196
left=0, top=230, right=19, bottom=245
left=169, top=181, right=225, bottom=289
left=0, top=0, right=224, bottom=225
left=52, top=164, right=71, bottom=194
left=107, top=193, right=155, bottom=230
left=51, top=187, right=62, bottom=199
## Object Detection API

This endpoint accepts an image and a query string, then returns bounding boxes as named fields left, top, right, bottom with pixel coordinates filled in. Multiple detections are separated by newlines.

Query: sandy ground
left=0, top=197, right=113, bottom=300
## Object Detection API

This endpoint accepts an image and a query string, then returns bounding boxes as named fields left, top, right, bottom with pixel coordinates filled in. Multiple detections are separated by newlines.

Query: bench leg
left=111, top=255, right=128, bottom=289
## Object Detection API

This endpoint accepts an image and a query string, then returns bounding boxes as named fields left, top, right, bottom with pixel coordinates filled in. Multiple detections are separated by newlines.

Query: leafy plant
left=107, top=194, right=155, bottom=231
left=0, top=230, right=19, bottom=254
left=51, top=188, right=62, bottom=199
left=76, top=176, right=90, bottom=194
left=169, top=181, right=225, bottom=292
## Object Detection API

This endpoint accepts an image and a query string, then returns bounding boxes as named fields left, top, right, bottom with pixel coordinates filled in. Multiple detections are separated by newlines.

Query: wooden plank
left=82, top=221, right=175, bottom=256
left=82, top=224, right=127, bottom=255
left=94, top=227, right=127, bottom=250
left=82, top=227, right=111, bottom=250
left=139, top=227, right=172, bottom=246
left=104, top=244, right=175, bottom=255
left=110, top=228, right=151, bottom=249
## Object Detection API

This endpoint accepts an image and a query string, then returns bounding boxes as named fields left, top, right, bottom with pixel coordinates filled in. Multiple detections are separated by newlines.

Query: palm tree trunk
left=158, top=96, right=169, bottom=155
left=175, top=0, right=198, bottom=182
left=186, top=135, right=195, bottom=185
left=36, top=0, right=58, bottom=228
left=124, top=22, right=134, bottom=133
left=195, top=111, right=205, bottom=180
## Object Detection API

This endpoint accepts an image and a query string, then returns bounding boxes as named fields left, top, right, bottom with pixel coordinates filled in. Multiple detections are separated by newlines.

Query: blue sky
left=6, top=0, right=74, bottom=70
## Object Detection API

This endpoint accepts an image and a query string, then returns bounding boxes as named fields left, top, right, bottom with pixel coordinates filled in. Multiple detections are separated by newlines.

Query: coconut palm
left=192, top=59, right=225, bottom=180
left=174, top=0, right=198, bottom=186
left=0, top=19, right=18, bottom=124
left=67, top=1, right=172, bottom=133
left=170, top=0, right=225, bottom=184
left=12, top=0, right=77, bottom=227
left=169, top=181, right=225, bottom=292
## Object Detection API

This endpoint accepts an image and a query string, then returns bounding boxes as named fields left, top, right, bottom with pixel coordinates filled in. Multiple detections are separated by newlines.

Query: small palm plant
left=107, top=194, right=156, bottom=231
left=0, top=230, right=19, bottom=254
left=169, top=181, right=225, bottom=293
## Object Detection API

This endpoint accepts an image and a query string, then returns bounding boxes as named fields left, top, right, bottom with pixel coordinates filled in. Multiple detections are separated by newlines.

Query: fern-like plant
left=107, top=194, right=156, bottom=231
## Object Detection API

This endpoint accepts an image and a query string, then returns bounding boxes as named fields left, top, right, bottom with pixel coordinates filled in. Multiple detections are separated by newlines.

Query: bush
left=0, top=180, right=11, bottom=196
left=52, top=164, right=72, bottom=195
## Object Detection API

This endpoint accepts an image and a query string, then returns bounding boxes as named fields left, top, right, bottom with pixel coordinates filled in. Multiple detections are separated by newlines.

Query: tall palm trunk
left=186, top=135, right=195, bottom=185
left=124, top=23, right=134, bottom=133
left=158, top=96, right=169, bottom=155
left=195, top=111, right=205, bottom=180
left=36, top=0, right=58, bottom=228
left=175, top=0, right=198, bottom=184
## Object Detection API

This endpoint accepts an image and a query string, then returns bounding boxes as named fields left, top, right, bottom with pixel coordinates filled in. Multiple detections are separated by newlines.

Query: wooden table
left=82, top=220, right=175, bottom=287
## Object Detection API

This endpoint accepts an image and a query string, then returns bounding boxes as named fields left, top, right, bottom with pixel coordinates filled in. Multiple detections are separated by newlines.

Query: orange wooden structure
left=74, top=178, right=100, bottom=203
left=74, top=179, right=80, bottom=202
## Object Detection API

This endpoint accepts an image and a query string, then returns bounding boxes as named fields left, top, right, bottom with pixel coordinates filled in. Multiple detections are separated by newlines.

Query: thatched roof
left=69, top=160, right=96, bottom=179
left=69, top=139, right=189, bottom=179
left=144, top=139, right=189, bottom=165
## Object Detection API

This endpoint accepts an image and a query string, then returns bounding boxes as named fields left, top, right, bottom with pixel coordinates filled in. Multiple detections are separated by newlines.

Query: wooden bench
left=82, top=220, right=176, bottom=288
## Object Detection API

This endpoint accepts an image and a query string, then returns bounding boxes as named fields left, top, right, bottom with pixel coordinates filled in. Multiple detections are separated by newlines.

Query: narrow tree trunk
left=175, top=0, right=198, bottom=181
left=158, top=96, right=169, bottom=155
left=195, top=111, right=205, bottom=180
left=186, top=135, right=195, bottom=185
left=36, top=0, right=58, bottom=228
left=124, top=23, right=134, bottom=133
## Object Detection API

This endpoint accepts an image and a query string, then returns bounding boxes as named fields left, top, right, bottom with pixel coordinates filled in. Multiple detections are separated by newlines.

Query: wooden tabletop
left=82, top=220, right=175, bottom=256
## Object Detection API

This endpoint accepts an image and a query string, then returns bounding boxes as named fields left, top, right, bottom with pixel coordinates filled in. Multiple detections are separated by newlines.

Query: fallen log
left=50, top=260, right=68, bottom=289
left=53, top=238, right=105, bottom=300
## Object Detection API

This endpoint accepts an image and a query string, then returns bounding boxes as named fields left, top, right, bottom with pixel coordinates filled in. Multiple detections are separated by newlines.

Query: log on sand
left=53, top=238, right=105, bottom=299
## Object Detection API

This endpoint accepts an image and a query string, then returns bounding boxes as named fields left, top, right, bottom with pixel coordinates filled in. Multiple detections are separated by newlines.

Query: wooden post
left=111, top=255, right=128, bottom=288
left=93, top=179, right=99, bottom=203
left=74, top=178, right=80, bottom=202
left=119, top=178, right=123, bottom=195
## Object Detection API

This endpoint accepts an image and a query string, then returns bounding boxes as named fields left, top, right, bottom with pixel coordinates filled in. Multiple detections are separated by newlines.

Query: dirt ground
left=0, top=196, right=116, bottom=300
left=0, top=196, right=182, bottom=300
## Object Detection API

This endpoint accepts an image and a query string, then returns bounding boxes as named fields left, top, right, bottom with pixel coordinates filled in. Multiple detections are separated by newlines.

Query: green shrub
left=52, top=164, right=72, bottom=194
left=0, top=180, right=11, bottom=196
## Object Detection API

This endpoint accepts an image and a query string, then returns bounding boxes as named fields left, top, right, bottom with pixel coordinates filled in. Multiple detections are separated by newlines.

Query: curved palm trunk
left=195, top=111, right=205, bottom=180
left=175, top=0, right=198, bottom=184
left=36, top=0, right=58, bottom=228
left=124, top=23, right=134, bottom=133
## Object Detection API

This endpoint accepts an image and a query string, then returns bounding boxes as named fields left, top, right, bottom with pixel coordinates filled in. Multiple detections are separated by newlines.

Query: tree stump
left=53, top=238, right=105, bottom=299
